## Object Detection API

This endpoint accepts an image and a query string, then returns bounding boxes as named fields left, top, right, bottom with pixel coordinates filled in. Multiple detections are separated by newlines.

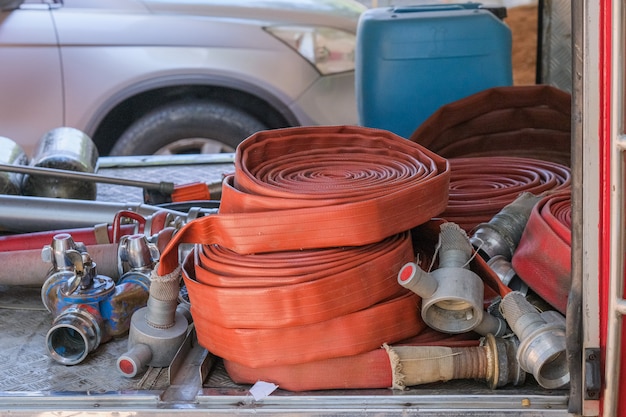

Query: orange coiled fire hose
left=512, top=189, right=571, bottom=314
left=441, top=156, right=571, bottom=232
left=155, top=125, right=451, bottom=369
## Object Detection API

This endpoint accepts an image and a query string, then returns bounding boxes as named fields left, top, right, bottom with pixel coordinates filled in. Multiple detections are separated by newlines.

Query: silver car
left=0, top=0, right=364, bottom=156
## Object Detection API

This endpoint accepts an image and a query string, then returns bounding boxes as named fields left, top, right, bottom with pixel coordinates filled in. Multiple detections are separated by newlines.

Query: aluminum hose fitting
left=42, top=234, right=155, bottom=365
left=500, top=291, right=569, bottom=389
left=486, top=255, right=529, bottom=295
left=0, top=136, right=29, bottom=195
left=117, top=263, right=189, bottom=378
left=398, top=222, right=507, bottom=336
left=21, top=127, right=99, bottom=200
left=470, top=192, right=543, bottom=261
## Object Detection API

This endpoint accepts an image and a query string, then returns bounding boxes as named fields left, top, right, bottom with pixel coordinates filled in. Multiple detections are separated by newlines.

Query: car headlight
left=265, top=26, right=356, bottom=75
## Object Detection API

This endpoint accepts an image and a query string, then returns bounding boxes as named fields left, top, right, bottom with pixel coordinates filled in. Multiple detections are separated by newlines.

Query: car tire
left=109, top=100, right=268, bottom=155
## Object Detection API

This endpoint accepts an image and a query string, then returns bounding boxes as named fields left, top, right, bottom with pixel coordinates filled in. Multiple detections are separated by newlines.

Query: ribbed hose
left=471, top=192, right=544, bottom=261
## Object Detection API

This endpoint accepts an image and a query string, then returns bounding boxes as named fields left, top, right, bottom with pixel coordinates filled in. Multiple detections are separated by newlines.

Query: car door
left=0, top=0, right=62, bottom=156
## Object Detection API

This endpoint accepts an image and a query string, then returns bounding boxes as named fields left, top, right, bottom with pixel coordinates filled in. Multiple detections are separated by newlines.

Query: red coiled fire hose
left=156, top=125, right=451, bottom=370
left=512, top=189, right=572, bottom=314
left=441, top=156, right=571, bottom=232
left=409, top=85, right=572, bottom=167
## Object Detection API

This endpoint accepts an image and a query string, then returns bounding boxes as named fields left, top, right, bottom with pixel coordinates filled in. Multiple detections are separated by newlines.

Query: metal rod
left=0, top=194, right=188, bottom=233
left=0, top=162, right=176, bottom=194
left=96, top=153, right=235, bottom=169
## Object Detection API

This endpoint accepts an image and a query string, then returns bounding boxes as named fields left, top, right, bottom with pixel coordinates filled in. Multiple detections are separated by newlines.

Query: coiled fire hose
left=512, top=189, right=571, bottom=314
left=154, top=125, right=450, bottom=371
left=409, top=85, right=572, bottom=167
left=441, top=156, right=571, bottom=232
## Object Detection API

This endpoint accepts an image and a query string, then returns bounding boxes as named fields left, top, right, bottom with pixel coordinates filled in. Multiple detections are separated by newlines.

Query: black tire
left=109, top=100, right=268, bottom=155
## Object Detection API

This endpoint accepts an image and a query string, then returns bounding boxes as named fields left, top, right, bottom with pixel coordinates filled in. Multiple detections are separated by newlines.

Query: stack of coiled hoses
left=156, top=126, right=452, bottom=377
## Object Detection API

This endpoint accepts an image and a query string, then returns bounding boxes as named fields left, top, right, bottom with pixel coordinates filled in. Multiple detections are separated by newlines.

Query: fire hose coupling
left=385, top=334, right=525, bottom=390
left=42, top=233, right=157, bottom=365
left=398, top=222, right=507, bottom=336
left=486, top=255, right=529, bottom=295
left=499, top=291, right=569, bottom=389
left=117, top=263, right=189, bottom=378
left=470, top=192, right=543, bottom=261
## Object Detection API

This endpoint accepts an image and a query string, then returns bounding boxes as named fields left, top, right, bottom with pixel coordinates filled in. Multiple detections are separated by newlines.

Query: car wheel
left=109, top=100, right=268, bottom=155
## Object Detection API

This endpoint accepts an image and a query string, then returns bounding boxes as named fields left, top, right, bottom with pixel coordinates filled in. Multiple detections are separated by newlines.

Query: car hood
left=141, top=0, right=366, bottom=30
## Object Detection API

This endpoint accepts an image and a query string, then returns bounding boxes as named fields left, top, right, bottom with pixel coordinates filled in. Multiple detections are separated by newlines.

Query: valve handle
left=62, top=249, right=84, bottom=295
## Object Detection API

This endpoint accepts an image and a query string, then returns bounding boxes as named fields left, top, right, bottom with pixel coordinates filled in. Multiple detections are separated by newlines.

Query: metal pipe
left=0, top=194, right=190, bottom=233
left=0, top=243, right=119, bottom=286
left=21, top=127, right=99, bottom=200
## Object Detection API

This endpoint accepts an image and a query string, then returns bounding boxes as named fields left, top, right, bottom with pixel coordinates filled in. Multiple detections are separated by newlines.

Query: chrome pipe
left=0, top=194, right=188, bottom=233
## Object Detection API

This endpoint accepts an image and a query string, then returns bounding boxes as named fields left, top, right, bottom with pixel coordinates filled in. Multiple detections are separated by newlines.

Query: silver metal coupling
left=42, top=233, right=156, bottom=365
left=398, top=222, right=507, bottom=336
left=500, top=291, right=569, bottom=389
left=43, top=249, right=114, bottom=365
left=21, top=127, right=99, bottom=200
left=0, top=136, right=29, bottom=195
left=486, top=255, right=529, bottom=295
left=470, top=192, right=542, bottom=261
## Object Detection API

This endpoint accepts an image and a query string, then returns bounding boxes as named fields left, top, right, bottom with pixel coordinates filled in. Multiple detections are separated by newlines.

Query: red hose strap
left=157, top=126, right=450, bottom=274
left=441, top=156, right=571, bottom=232
left=512, top=190, right=572, bottom=314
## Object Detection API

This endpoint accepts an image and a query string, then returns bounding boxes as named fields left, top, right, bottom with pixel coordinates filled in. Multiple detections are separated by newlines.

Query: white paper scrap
left=249, top=380, right=279, bottom=401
